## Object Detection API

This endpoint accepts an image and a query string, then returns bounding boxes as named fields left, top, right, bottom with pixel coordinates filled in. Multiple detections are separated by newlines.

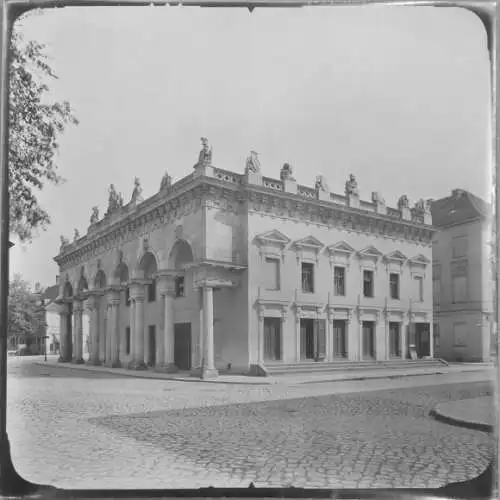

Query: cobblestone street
left=7, top=357, right=494, bottom=490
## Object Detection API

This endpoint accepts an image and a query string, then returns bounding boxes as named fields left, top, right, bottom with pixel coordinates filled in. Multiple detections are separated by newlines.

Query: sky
left=9, top=4, right=492, bottom=289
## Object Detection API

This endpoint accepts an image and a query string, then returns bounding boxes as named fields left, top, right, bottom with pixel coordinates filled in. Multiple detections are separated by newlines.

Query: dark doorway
left=264, top=318, right=281, bottom=361
left=415, top=323, right=430, bottom=358
left=389, top=322, right=401, bottom=357
left=148, top=325, right=156, bottom=366
left=333, top=319, right=347, bottom=358
left=362, top=321, right=376, bottom=359
left=300, top=318, right=315, bottom=360
left=174, top=323, right=192, bottom=370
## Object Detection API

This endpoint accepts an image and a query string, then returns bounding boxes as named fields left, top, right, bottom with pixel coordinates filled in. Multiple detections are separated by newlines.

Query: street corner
left=430, top=396, right=495, bottom=433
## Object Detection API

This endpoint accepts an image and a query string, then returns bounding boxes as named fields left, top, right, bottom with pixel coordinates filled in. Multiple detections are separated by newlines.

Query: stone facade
left=54, top=141, right=436, bottom=377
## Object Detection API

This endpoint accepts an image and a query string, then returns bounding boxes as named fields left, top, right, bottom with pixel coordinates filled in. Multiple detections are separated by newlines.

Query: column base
left=86, top=359, right=102, bottom=366
left=190, top=366, right=202, bottom=378
left=72, top=358, right=85, bottom=364
left=128, top=360, right=148, bottom=370
left=201, top=367, right=219, bottom=380
left=154, top=363, right=178, bottom=374
left=58, top=356, right=71, bottom=363
left=107, top=360, right=122, bottom=368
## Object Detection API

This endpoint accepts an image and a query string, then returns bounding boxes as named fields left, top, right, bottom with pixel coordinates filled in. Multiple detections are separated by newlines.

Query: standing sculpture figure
left=131, top=177, right=143, bottom=203
left=345, top=174, right=359, bottom=197
left=90, top=206, right=99, bottom=224
left=245, top=151, right=261, bottom=174
left=197, top=137, right=212, bottom=167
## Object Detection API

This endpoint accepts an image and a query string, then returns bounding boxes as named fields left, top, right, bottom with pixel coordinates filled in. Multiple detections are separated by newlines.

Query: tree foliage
left=8, top=273, right=45, bottom=342
left=9, top=23, right=78, bottom=242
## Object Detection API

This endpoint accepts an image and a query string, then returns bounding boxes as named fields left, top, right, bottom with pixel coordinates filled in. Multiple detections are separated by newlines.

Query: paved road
left=6, top=357, right=494, bottom=490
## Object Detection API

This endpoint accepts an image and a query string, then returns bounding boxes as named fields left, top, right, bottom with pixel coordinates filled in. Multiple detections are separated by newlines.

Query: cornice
left=54, top=173, right=435, bottom=272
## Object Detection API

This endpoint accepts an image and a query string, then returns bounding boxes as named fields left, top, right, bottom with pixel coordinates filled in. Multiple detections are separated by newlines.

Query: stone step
left=265, top=359, right=444, bottom=375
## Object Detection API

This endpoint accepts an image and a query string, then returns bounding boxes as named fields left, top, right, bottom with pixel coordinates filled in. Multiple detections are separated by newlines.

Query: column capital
left=129, top=280, right=148, bottom=300
left=72, top=300, right=84, bottom=314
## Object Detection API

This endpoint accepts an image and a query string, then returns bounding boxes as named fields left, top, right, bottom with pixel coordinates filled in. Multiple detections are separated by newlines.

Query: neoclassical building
left=53, top=140, right=436, bottom=378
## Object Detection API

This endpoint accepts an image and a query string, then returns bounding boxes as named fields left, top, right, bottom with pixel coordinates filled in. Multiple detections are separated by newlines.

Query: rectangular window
left=264, top=257, right=280, bottom=291
left=301, top=262, right=314, bottom=293
left=148, top=279, right=157, bottom=302
left=125, top=327, right=131, bottom=355
left=452, top=236, right=468, bottom=259
left=389, top=273, right=399, bottom=299
left=125, top=287, right=131, bottom=307
left=413, top=276, right=423, bottom=302
left=333, top=267, right=345, bottom=296
left=175, top=276, right=185, bottom=298
left=452, top=275, right=468, bottom=303
left=363, top=270, right=374, bottom=298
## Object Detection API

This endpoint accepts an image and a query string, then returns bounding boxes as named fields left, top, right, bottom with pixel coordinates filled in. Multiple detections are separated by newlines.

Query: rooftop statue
left=315, top=174, right=329, bottom=192
left=398, top=194, right=410, bottom=210
left=60, top=235, right=70, bottom=247
left=90, top=206, right=99, bottom=224
left=117, top=192, right=124, bottom=208
left=245, top=150, right=261, bottom=174
left=73, top=229, right=80, bottom=242
left=345, top=173, right=359, bottom=197
left=414, top=198, right=431, bottom=214
left=160, top=171, right=172, bottom=191
left=196, top=137, right=212, bottom=167
left=280, top=163, right=295, bottom=182
left=131, top=177, right=143, bottom=203
left=107, top=184, right=121, bottom=214
left=371, top=191, right=385, bottom=204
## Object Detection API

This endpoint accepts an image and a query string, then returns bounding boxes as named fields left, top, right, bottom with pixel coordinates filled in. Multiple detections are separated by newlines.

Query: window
left=452, top=275, right=467, bottom=303
left=125, top=327, right=131, bottom=355
left=125, top=287, right=130, bottom=307
left=452, top=236, right=468, bottom=259
left=333, top=267, right=345, bottom=296
left=264, top=257, right=280, bottom=291
left=175, top=276, right=185, bottom=298
left=148, top=279, right=157, bottom=302
left=389, top=273, right=399, bottom=299
left=363, top=270, right=374, bottom=298
left=301, top=262, right=314, bottom=293
left=412, top=276, right=423, bottom=302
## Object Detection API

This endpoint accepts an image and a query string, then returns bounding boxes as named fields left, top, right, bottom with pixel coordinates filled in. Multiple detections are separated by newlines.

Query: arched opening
left=115, top=262, right=130, bottom=306
left=78, top=276, right=89, bottom=294
left=140, top=252, right=158, bottom=302
left=168, top=240, right=194, bottom=299
left=94, top=270, right=107, bottom=290
left=63, top=281, right=73, bottom=298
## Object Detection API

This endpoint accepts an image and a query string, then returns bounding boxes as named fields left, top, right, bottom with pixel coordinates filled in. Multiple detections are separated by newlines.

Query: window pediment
left=255, top=229, right=291, bottom=261
left=409, top=254, right=430, bottom=274
left=294, top=235, right=324, bottom=263
left=384, top=250, right=407, bottom=264
left=327, top=240, right=356, bottom=268
left=358, top=245, right=382, bottom=268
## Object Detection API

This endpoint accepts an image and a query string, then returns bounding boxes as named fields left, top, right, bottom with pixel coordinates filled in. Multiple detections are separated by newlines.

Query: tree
left=7, top=274, right=45, bottom=349
left=9, top=18, right=78, bottom=242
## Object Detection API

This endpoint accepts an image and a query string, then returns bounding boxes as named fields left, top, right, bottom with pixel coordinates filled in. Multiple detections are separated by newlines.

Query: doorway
left=263, top=317, right=281, bottom=362
left=300, top=318, right=315, bottom=360
left=148, top=325, right=156, bottom=366
left=333, top=320, right=347, bottom=358
left=389, top=322, right=400, bottom=357
left=415, top=323, right=430, bottom=358
left=362, top=321, right=376, bottom=359
left=174, top=322, right=192, bottom=370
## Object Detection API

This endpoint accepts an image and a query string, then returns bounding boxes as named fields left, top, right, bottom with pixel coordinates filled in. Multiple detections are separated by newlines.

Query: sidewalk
left=34, top=357, right=495, bottom=386
left=430, top=396, right=495, bottom=432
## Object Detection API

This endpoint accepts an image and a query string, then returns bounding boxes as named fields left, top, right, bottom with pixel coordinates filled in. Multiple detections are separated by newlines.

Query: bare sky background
left=9, top=5, right=491, bottom=288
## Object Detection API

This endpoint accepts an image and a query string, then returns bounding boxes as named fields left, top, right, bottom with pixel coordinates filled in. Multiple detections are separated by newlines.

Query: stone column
left=401, top=315, right=408, bottom=360
left=295, top=306, right=302, bottom=362
left=106, top=288, right=121, bottom=368
left=326, top=307, right=335, bottom=362
left=87, top=294, right=101, bottom=365
left=156, top=275, right=177, bottom=373
left=201, top=285, right=218, bottom=379
left=429, top=321, right=434, bottom=359
left=129, top=295, right=135, bottom=363
left=57, top=302, right=70, bottom=362
left=129, top=283, right=147, bottom=370
left=72, top=299, right=84, bottom=364
left=257, top=305, right=265, bottom=364
left=99, top=295, right=107, bottom=363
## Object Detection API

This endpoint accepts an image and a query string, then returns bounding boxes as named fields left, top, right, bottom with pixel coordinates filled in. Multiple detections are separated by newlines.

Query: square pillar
left=156, top=274, right=177, bottom=373
left=86, top=294, right=101, bottom=365
left=106, top=288, right=122, bottom=368
left=201, top=285, right=218, bottom=379
left=128, top=281, right=147, bottom=370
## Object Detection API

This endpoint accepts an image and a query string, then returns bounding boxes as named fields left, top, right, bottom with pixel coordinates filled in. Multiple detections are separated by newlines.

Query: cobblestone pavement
left=7, top=358, right=494, bottom=490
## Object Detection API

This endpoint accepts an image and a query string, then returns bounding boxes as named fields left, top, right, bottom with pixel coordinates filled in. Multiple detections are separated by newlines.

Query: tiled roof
left=430, top=189, right=489, bottom=228
left=42, top=284, right=59, bottom=302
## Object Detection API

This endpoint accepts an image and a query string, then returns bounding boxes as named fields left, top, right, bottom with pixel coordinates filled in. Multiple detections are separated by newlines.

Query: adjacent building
left=430, top=188, right=494, bottom=362
left=53, top=140, right=436, bottom=378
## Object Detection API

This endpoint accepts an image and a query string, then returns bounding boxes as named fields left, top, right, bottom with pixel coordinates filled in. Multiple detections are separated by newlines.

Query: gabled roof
left=409, top=254, right=430, bottom=266
left=326, top=240, right=356, bottom=255
left=384, top=250, right=408, bottom=263
left=255, top=229, right=291, bottom=246
left=430, top=189, right=489, bottom=228
left=358, top=245, right=383, bottom=259
left=293, top=235, right=324, bottom=250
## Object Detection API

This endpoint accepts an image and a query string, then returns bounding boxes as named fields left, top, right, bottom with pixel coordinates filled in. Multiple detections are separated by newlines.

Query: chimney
left=55, top=275, right=60, bottom=286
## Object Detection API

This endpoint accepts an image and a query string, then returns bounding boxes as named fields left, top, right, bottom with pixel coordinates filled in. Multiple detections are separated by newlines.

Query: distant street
left=7, top=357, right=494, bottom=490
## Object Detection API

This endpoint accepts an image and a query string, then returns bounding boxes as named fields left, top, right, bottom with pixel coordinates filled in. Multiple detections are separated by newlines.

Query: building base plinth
left=86, top=359, right=102, bottom=366
left=128, top=361, right=147, bottom=370
left=248, top=363, right=270, bottom=377
left=201, top=367, right=219, bottom=380
left=72, top=358, right=85, bottom=365
left=154, top=363, right=178, bottom=373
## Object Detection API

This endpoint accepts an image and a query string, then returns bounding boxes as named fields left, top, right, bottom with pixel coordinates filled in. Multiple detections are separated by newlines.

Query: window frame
left=301, top=261, right=315, bottom=294
left=363, top=269, right=374, bottom=298
left=264, top=256, right=281, bottom=291
left=333, top=265, right=346, bottom=296
left=389, top=272, right=400, bottom=300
